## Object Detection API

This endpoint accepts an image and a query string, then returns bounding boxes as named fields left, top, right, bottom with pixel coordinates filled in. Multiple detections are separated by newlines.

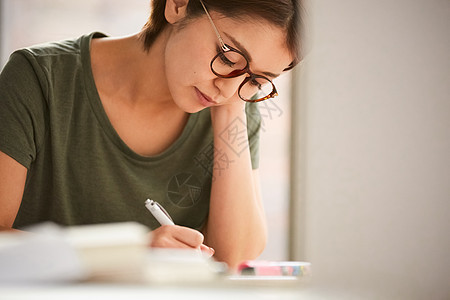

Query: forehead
left=211, top=15, right=294, bottom=76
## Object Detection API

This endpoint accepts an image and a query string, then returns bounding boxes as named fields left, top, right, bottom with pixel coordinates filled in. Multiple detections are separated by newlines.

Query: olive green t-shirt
left=0, top=32, right=261, bottom=230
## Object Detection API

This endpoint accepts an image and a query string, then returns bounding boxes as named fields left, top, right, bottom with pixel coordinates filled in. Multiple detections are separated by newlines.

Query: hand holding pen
left=145, top=199, right=215, bottom=257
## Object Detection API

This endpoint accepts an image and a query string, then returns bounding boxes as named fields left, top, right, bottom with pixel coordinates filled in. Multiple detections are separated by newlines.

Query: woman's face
left=164, top=12, right=294, bottom=113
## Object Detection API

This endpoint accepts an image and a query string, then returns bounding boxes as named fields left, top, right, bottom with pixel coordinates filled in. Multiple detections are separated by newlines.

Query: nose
left=214, top=74, right=247, bottom=100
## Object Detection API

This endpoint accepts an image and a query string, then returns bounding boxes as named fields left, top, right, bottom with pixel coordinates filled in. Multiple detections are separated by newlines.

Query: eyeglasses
left=199, top=0, right=278, bottom=103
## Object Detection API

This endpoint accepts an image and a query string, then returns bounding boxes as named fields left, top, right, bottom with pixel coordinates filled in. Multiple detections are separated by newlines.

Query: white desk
left=0, top=279, right=314, bottom=300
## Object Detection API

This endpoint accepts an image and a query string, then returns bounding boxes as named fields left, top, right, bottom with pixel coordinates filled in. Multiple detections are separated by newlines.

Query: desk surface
left=0, top=281, right=316, bottom=300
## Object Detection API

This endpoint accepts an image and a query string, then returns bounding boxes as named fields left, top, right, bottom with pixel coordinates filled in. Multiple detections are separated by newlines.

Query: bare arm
left=204, top=102, right=267, bottom=269
left=0, top=151, right=27, bottom=229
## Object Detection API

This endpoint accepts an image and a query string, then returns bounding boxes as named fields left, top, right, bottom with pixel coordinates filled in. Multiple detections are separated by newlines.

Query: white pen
left=145, top=199, right=175, bottom=226
left=145, top=199, right=215, bottom=257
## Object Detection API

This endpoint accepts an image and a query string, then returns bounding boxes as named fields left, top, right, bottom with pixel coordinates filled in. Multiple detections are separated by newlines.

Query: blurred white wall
left=292, top=0, right=450, bottom=298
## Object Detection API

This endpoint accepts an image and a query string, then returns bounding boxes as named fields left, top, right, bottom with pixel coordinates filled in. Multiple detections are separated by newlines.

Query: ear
left=165, top=0, right=189, bottom=24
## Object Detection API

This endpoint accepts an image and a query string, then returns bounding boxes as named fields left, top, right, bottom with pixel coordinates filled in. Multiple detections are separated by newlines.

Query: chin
left=185, top=107, right=205, bottom=114
left=173, top=90, right=212, bottom=114
left=173, top=98, right=204, bottom=114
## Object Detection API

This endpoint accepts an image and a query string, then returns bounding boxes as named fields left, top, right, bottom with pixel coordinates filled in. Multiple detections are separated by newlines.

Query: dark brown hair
left=139, top=0, right=303, bottom=70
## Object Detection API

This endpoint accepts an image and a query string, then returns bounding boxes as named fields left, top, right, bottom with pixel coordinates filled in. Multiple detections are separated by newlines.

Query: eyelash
left=249, top=78, right=262, bottom=88
left=217, top=50, right=235, bottom=67
left=215, top=47, right=265, bottom=90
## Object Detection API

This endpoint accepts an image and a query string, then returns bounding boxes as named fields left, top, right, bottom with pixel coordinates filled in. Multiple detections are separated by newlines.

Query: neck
left=91, top=28, right=176, bottom=110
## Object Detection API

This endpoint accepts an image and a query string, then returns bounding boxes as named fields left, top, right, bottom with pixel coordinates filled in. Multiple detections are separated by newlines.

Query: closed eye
left=218, top=51, right=236, bottom=67
left=249, top=77, right=263, bottom=89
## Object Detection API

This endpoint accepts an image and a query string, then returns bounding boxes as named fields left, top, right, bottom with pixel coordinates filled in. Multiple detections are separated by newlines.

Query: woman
left=0, top=0, right=301, bottom=268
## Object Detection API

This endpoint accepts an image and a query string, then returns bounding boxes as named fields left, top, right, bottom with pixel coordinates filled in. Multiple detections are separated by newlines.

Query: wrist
left=210, top=102, right=246, bottom=130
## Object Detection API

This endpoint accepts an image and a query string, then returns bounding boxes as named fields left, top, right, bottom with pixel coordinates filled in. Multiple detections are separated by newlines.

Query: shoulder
left=2, top=32, right=107, bottom=96
left=23, top=32, right=107, bottom=57
left=7, top=32, right=107, bottom=73
left=245, top=102, right=261, bottom=132
left=245, top=102, right=261, bottom=117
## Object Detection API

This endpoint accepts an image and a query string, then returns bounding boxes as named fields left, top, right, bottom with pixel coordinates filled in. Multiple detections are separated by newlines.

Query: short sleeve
left=0, top=51, right=48, bottom=169
left=245, top=102, right=261, bottom=169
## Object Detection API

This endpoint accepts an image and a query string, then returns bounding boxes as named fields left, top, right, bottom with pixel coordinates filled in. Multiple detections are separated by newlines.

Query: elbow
left=216, top=230, right=268, bottom=270
left=249, top=229, right=267, bottom=259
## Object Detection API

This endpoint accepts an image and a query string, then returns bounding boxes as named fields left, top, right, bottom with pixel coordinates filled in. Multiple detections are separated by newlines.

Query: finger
left=151, top=225, right=205, bottom=249
left=200, top=244, right=215, bottom=257
left=151, top=238, right=191, bottom=249
left=171, top=225, right=205, bottom=248
left=150, top=226, right=194, bottom=249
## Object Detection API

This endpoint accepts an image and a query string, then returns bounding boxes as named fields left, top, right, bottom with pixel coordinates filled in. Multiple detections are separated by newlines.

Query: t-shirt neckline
left=80, top=32, right=199, bottom=162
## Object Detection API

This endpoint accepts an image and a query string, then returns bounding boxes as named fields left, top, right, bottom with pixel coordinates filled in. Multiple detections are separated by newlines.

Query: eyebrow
left=222, top=32, right=281, bottom=79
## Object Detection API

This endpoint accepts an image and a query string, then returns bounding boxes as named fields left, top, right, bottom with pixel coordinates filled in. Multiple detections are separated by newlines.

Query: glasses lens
left=239, top=76, right=274, bottom=102
left=211, top=50, right=247, bottom=77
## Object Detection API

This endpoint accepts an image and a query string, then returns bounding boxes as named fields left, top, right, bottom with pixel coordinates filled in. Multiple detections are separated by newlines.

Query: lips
left=195, top=88, right=217, bottom=107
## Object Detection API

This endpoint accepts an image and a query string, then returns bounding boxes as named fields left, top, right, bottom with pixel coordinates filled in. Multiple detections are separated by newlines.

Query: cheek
left=166, top=42, right=209, bottom=82
left=165, top=49, right=189, bottom=85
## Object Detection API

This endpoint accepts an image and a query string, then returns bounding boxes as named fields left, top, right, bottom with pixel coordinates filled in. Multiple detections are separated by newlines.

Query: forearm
left=205, top=104, right=267, bottom=268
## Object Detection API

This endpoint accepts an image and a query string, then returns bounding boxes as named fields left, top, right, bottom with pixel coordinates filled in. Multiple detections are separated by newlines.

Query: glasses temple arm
left=199, top=0, right=230, bottom=52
